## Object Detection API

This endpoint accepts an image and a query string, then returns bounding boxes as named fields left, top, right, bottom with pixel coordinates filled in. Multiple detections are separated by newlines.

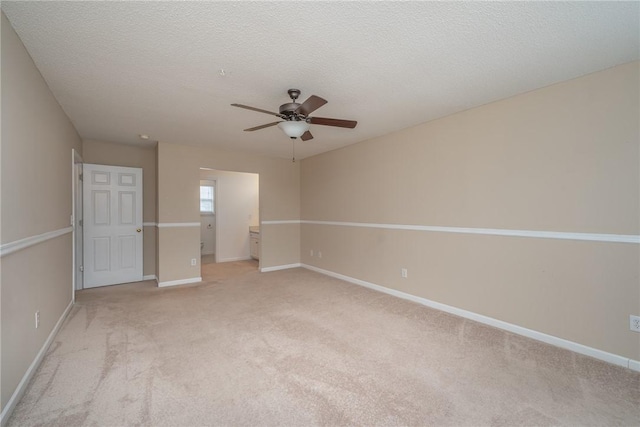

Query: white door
left=83, top=164, right=143, bottom=288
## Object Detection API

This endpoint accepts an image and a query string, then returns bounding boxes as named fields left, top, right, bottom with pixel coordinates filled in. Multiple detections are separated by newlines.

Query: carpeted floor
left=8, top=262, right=640, bottom=426
left=201, top=254, right=216, bottom=265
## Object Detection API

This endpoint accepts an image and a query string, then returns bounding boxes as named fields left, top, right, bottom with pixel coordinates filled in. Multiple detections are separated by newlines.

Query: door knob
left=136, top=228, right=141, bottom=232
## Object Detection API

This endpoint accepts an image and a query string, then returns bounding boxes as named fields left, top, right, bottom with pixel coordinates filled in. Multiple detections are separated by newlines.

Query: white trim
left=72, top=148, right=83, bottom=297
left=300, top=220, right=639, bottom=244
left=157, top=222, right=200, bottom=228
left=0, top=300, right=73, bottom=426
left=158, top=277, right=202, bottom=287
left=216, top=256, right=252, bottom=263
left=0, top=227, right=73, bottom=258
left=260, top=263, right=301, bottom=272
left=143, top=275, right=157, bottom=282
left=302, top=264, right=639, bottom=371
left=261, top=220, right=301, bottom=225
left=142, top=222, right=157, bottom=227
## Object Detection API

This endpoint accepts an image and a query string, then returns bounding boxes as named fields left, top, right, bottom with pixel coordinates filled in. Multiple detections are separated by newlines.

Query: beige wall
left=157, top=142, right=299, bottom=282
left=157, top=227, right=201, bottom=283
left=301, top=62, right=640, bottom=360
left=82, top=139, right=157, bottom=276
left=1, top=12, right=83, bottom=410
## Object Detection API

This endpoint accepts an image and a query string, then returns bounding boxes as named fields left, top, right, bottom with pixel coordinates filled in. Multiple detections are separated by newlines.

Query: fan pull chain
left=292, top=140, right=296, bottom=162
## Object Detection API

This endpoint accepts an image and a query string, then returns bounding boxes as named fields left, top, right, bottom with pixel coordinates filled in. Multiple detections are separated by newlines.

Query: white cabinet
left=250, top=232, right=260, bottom=260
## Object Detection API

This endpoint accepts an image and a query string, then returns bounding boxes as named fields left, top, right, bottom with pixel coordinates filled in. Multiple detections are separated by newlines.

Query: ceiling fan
left=231, top=89, right=357, bottom=141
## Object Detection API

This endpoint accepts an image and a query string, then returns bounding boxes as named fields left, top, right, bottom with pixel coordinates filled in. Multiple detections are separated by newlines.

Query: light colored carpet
left=201, top=258, right=258, bottom=281
left=201, top=254, right=216, bottom=265
left=8, top=263, right=640, bottom=426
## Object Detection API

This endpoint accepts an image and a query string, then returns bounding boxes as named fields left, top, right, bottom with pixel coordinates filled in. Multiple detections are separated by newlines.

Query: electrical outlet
left=191, top=258, right=197, bottom=266
left=318, top=251, right=322, bottom=259
left=630, top=315, right=640, bottom=332
left=401, top=268, right=408, bottom=278
left=310, top=249, right=314, bottom=257
left=35, top=311, right=40, bottom=329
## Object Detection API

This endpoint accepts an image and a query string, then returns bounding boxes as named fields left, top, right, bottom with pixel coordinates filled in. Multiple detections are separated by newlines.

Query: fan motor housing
left=279, top=102, right=301, bottom=117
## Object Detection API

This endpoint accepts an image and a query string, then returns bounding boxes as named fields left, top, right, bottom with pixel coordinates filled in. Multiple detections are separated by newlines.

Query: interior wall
left=300, top=61, right=640, bottom=361
left=200, top=169, right=259, bottom=262
left=1, top=11, right=83, bottom=412
left=157, top=142, right=299, bottom=284
left=81, top=139, right=157, bottom=277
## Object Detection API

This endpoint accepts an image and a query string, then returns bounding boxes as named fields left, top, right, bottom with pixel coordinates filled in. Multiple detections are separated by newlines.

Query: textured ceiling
left=2, top=2, right=639, bottom=159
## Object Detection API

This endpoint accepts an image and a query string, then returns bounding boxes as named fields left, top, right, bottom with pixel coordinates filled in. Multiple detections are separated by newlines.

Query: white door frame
left=71, top=149, right=83, bottom=300
left=215, top=180, right=219, bottom=261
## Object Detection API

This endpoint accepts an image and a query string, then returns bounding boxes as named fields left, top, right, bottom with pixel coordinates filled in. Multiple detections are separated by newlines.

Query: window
left=200, top=185, right=214, bottom=214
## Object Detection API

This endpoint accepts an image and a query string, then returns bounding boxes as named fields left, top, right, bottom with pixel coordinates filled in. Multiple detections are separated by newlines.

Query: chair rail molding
left=299, top=220, right=639, bottom=244
left=0, top=227, right=73, bottom=257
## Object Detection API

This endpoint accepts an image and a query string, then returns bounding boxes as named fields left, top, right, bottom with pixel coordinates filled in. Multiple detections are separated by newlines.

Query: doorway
left=200, top=179, right=216, bottom=265
left=199, top=168, right=259, bottom=276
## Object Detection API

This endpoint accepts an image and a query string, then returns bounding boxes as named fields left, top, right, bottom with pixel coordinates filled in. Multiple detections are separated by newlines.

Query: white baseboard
left=0, top=300, right=74, bottom=426
left=260, top=263, right=301, bottom=272
left=142, top=275, right=157, bottom=282
left=157, top=277, right=202, bottom=287
left=302, top=264, right=640, bottom=372
left=216, top=256, right=251, bottom=263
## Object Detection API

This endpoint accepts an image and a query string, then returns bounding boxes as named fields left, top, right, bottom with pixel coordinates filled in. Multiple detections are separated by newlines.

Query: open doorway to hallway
left=199, top=179, right=216, bottom=265
left=199, top=168, right=259, bottom=277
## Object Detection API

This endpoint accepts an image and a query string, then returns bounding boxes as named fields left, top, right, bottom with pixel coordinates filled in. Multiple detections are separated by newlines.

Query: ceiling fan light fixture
left=278, top=120, right=310, bottom=139
left=232, top=89, right=356, bottom=142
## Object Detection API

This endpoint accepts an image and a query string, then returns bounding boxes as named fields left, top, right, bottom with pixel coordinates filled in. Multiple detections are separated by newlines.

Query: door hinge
left=79, top=219, right=83, bottom=227
left=80, top=266, right=84, bottom=272
left=79, top=173, right=83, bottom=181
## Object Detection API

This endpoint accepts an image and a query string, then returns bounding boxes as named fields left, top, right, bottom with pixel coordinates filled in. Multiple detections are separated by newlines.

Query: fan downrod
left=280, top=89, right=303, bottom=117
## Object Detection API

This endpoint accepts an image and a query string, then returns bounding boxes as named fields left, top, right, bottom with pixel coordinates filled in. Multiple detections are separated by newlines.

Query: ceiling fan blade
left=244, top=121, right=281, bottom=131
left=231, top=103, right=281, bottom=117
left=309, top=117, right=357, bottom=128
left=296, top=95, right=327, bottom=116
left=300, top=131, right=313, bottom=141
